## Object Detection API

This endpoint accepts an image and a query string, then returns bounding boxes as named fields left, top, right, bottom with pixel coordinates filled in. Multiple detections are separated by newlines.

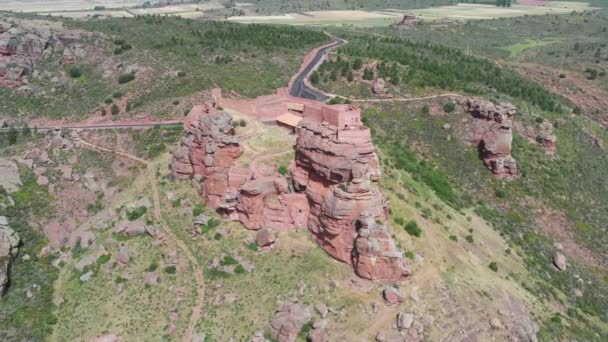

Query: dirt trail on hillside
left=77, top=138, right=205, bottom=342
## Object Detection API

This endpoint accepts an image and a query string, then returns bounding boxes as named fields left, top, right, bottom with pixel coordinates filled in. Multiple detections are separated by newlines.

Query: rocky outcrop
left=0, top=19, right=81, bottom=89
left=269, top=298, right=311, bottom=342
left=172, top=104, right=243, bottom=208
left=291, top=118, right=408, bottom=281
left=173, top=101, right=409, bottom=281
left=458, top=98, right=518, bottom=179
left=1, top=216, right=20, bottom=295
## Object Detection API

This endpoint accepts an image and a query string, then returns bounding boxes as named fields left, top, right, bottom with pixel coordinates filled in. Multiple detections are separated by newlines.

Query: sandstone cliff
left=291, top=119, right=408, bottom=281
left=173, top=103, right=409, bottom=282
left=172, top=104, right=243, bottom=208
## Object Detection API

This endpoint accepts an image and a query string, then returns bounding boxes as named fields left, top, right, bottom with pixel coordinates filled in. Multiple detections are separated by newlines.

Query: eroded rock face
left=1, top=216, right=20, bottom=295
left=172, top=105, right=243, bottom=208
left=173, top=102, right=408, bottom=281
left=292, top=119, right=408, bottom=282
left=458, top=98, right=518, bottom=179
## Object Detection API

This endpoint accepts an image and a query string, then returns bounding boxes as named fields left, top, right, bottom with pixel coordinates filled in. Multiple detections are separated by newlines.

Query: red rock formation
left=172, top=104, right=243, bottom=208
left=291, top=115, right=408, bottom=281
left=173, top=100, right=409, bottom=281
left=458, top=98, right=518, bottom=179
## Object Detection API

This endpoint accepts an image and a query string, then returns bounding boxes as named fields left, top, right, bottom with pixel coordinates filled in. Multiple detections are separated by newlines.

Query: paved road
left=0, top=121, right=183, bottom=132
left=289, top=37, right=347, bottom=101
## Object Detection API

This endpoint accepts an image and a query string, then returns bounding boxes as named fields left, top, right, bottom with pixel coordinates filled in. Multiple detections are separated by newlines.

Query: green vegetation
left=130, top=125, right=183, bottom=159
left=126, top=206, right=147, bottom=221
left=164, top=265, right=177, bottom=274
left=0, top=168, right=56, bottom=341
left=68, top=66, right=82, bottom=78
left=278, top=165, right=288, bottom=176
left=118, top=72, right=135, bottom=84
left=404, top=220, right=422, bottom=237
left=488, top=261, right=498, bottom=272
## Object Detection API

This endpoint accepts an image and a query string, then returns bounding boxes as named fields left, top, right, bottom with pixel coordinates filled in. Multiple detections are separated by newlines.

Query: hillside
left=0, top=5, right=607, bottom=342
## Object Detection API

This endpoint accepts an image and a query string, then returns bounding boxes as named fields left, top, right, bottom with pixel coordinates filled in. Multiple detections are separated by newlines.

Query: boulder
left=255, top=228, right=276, bottom=248
left=0, top=217, right=20, bottom=295
left=79, top=271, right=94, bottom=282
left=382, top=286, right=404, bottom=305
left=143, top=272, right=159, bottom=286
left=372, top=78, right=385, bottom=94
left=314, top=303, right=328, bottom=318
left=553, top=252, right=567, bottom=271
left=116, top=246, right=129, bottom=265
left=396, top=312, right=414, bottom=331
left=0, top=159, right=22, bottom=193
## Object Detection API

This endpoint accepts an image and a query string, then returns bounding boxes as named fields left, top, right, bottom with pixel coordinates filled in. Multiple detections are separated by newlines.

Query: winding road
left=289, top=36, right=347, bottom=101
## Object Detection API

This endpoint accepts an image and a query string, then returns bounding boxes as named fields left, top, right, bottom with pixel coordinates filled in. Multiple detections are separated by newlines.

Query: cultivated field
left=1, top=0, right=241, bottom=19
left=228, top=1, right=595, bottom=26
left=410, top=2, right=594, bottom=20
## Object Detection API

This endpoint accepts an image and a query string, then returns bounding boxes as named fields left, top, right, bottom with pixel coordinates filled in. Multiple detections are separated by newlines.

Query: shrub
left=394, top=217, right=405, bottom=226
left=234, top=265, right=246, bottom=274
left=45, top=314, right=57, bottom=325
left=404, top=220, right=421, bottom=237
left=214, top=232, right=222, bottom=240
left=115, top=276, right=128, bottom=284
left=278, top=165, right=288, bottom=176
left=443, top=102, right=456, bottom=113
left=449, top=235, right=458, bottom=241
left=238, top=119, right=247, bottom=127
left=495, top=189, right=506, bottom=198
left=177, top=71, right=187, bottom=77
left=111, top=104, right=120, bottom=115
left=421, top=104, right=430, bottom=115
left=68, top=67, right=82, bottom=78
left=164, top=265, right=177, bottom=274
left=220, top=255, right=238, bottom=266
left=147, top=261, right=158, bottom=272
left=96, top=254, right=111, bottom=265
left=465, top=234, right=474, bottom=243
left=247, top=243, right=258, bottom=251
left=126, top=206, right=147, bottom=221
left=488, top=262, right=498, bottom=272
left=118, top=72, right=135, bottom=84
left=104, top=97, right=113, bottom=104
left=101, top=107, right=107, bottom=116
left=113, top=90, right=124, bottom=98
left=192, top=203, right=204, bottom=217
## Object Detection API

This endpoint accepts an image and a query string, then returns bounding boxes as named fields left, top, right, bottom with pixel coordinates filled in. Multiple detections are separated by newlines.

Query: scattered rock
left=315, top=303, right=328, bottom=318
left=143, top=272, right=159, bottom=286
left=79, top=271, right=94, bottom=282
left=573, top=288, right=583, bottom=297
left=383, top=286, right=404, bottom=305
left=489, top=317, right=503, bottom=329
left=269, top=298, right=311, bottom=342
left=249, top=331, right=270, bottom=342
left=553, top=252, right=567, bottom=271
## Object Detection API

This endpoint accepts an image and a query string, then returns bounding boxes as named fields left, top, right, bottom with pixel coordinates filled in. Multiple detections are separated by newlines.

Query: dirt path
left=351, top=93, right=463, bottom=103
left=77, top=138, right=205, bottom=342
